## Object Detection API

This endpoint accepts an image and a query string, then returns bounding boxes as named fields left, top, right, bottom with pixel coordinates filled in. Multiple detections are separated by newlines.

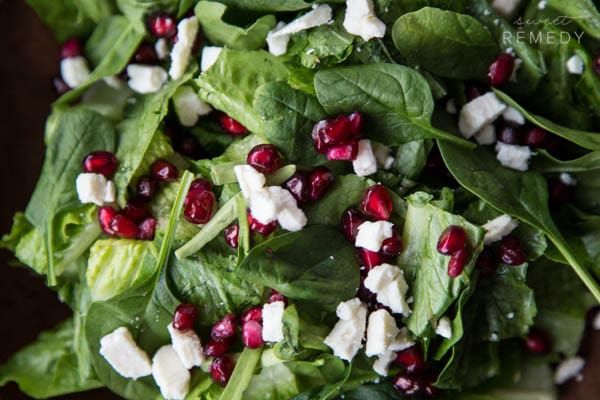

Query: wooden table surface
left=0, top=1, right=598, bottom=399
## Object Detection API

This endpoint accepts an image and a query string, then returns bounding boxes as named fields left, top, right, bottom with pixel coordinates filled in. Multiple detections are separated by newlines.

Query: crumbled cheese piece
left=343, top=0, right=386, bottom=41
left=76, top=173, right=114, bottom=206
left=372, top=142, right=394, bottom=170
left=491, top=0, right=521, bottom=18
left=60, top=56, right=90, bottom=88
left=267, top=5, right=332, bottom=56
left=475, top=125, right=497, bottom=146
left=127, top=64, right=168, bottom=94
left=103, top=75, right=123, bottom=89
left=446, top=99, right=457, bottom=115
left=275, top=186, right=307, bottom=232
left=459, top=92, right=507, bottom=138
left=262, top=301, right=285, bottom=342
left=483, top=214, right=519, bottom=245
left=169, top=17, right=199, bottom=80
left=324, top=300, right=368, bottom=361
left=554, top=357, right=585, bottom=385
left=152, top=345, right=191, bottom=400
left=566, top=55, right=585, bottom=75
left=167, top=323, right=204, bottom=369
left=372, top=328, right=414, bottom=376
left=355, top=221, right=394, bottom=252
left=495, top=142, right=532, bottom=171
left=435, top=317, right=453, bottom=339
left=365, top=309, right=400, bottom=357
left=364, top=264, right=411, bottom=316
left=388, top=327, right=415, bottom=352
left=373, top=349, right=396, bottom=376
left=352, top=139, right=378, bottom=176
left=336, top=297, right=363, bottom=320
left=173, top=86, right=212, bottom=127
left=538, top=0, right=547, bottom=10
left=249, top=187, right=282, bottom=224
left=266, top=22, right=290, bottom=56
left=104, top=180, right=116, bottom=203
left=99, top=327, right=152, bottom=379
left=502, top=107, right=525, bottom=125
left=201, top=46, right=223, bottom=72
left=560, top=173, right=577, bottom=186
left=155, top=38, right=169, bottom=60
left=234, top=165, right=266, bottom=199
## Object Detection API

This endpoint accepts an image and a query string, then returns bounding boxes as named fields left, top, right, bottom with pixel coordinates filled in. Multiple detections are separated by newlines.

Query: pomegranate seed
left=110, top=215, right=139, bottom=239
left=437, top=226, right=467, bottom=255
left=247, top=212, right=277, bottom=236
left=173, top=303, right=198, bottom=331
left=136, top=176, right=158, bottom=202
left=393, top=373, right=424, bottom=397
left=247, top=144, right=282, bottom=174
left=358, top=248, right=386, bottom=269
left=151, top=159, right=178, bottom=181
left=283, top=172, right=311, bottom=204
left=361, top=185, right=393, bottom=221
left=475, top=248, right=498, bottom=278
left=98, top=206, right=118, bottom=236
left=148, top=12, right=177, bottom=38
left=132, top=42, right=159, bottom=64
left=82, top=151, right=118, bottom=177
left=268, top=289, right=287, bottom=305
left=224, top=224, right=239, bottom=249
left=448, top=247, right=470, bottom=278
left=487, top=53, right=515, bottom=87
left=188, top=178, right=212, bottom=195
left=326, top=140, right=359, bottom=161
left=549, top=179, right=573, bottom=207
left=211, top=313, right=237, bottom=341
left=341, top=208, right=366, bottom=243
left=60, top=37, right=83, bottom=59
left=52, top=76, right=70, bottom=95
left=309, top=166, right=334, bottom=200
left=311, top=120, right=329, bottom=154
left=313, top=115, right=353, bottom=149
left=184, top=190, right=215, bottom=224
left=122, top=200, right=151, bottom=224
left=357, top=275, right=377, bottom=304
left=395, top=346, right=425, bottom=374
left=137, top=217, right=157, bottom=241
left=241, top=320, right=264, bottom=349
left=204, top=337, right=235, bottom=357
left=381, top=236, right=403, bottom=257
left=523, top=328, right=552, bottom=355
left=523, top=127, right=547, bottom=148
left=497, top=125, right=521, bottom=145
left=241, top=306, right=263, bottom=324
left=211, top=356, right=235, bottom=387
left=347, top=111, right=364, bottom=138
left=464, top=82, right=487, bottom=101
left=219, top=114, right=248, bottom=136
left=176, top=135, right=204, bottom=158
left=499, top=236, right=526, bottom=265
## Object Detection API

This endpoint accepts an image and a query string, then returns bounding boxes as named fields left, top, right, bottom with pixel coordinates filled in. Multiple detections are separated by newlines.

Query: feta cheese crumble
left=355, top=221, right=394, bottom=252
left=275, top=186, right=308, bottom=231
left=324, top=298, right=368, bottom=361
left=200, top=46, right=223, bottom=72
left=155, top=38, right=169, bottom=60
left=435, top=317, right=453, bottom=339
left=459, top=92, right=507, bottom=138
left=566, top=55, right=585, bottom=75
left=502, top=107, right=525, bottom=125
left=495, top=142, right=532, bottom=171
left=152, top=345, right=191, bottom=400
left=169, top=17, right=199, bottom=80
left=554, top=356, right=585, bottom=385
left=446, top=99, right=458, bottom=115
left=343, top=0, right=386, bottom=41
left=475, top=125, right=497, bottom=146
left=365, top=309, right=400, bottom=356
left=352, top=139, right=378, bottom=176
left=167, top=323, right=204, bottom=369
left=234, top=165, right=267, bottom=198
left=363, top=263, right=411, bottom=316
left=262, top=301, right=286, bottom=342
left=173, top=86, right=212, bottom=127
left=76, top=173, right=115, bottom=206
left=560, top=173, right=577, bottom=186
left=99, top=327, right=152, bottom=379
left=60, top=56, right=90, bottom=88
left=482, top=214, right=519, bottom=245
left=126, top=64, right=168, bottom=94
left=267, top=5, right=332, bottom=56
left=491, top=0, right=522, bottom=18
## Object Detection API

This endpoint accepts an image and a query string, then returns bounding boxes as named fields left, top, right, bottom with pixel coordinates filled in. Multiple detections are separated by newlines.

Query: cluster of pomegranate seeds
left=311, top=112, right=364, bottom=159
left=437, top=226, right=470, bottom=278
left=210, top=356, right=235, bottom=386
left=151, top=159, right=179, bottom=181
left=361, top=185, right=393, bottom=221
left=83, top=151, right=119, bottom=177
left=60, top=37, right=83, bottom=59
left=247, top=211, right=277, bottom=236
left=284, top=173, right=310, bottom=204
left=148, top=12, right=177, bottom=38
left=523, top=328, right=552, bottom=355
left=224, top=224, right=240, bottom=249
left=487, top=53, right=515, bottom=87
left=173, top=303, right=198, bottom=331
left=247, top=144, right=282, bottom=174
left=211, top=313, right=238, bottom=342
left=283, top=167, right=334, bottom=205
left=184, top=178, right=216, bottom=224
left=498, top=236, right=527, bottom=266
left=219, top=113, right=248, bottom=136
left=132, top=42, right=159, bottom=65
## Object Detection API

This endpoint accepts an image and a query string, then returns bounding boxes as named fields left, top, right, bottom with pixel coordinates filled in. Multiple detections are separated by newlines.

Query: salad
left=2, top=0, right=600, bottom=399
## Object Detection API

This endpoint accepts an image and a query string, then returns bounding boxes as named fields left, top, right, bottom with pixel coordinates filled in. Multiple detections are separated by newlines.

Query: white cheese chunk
left=373, top=349, right=396, bottom=376
left=388, top=327, right=415, bottom=352
left=554, top=356, right=585, bottom=385
left=103, top=75, right=123, bottom=89
left=169, top=17, right=199, bottom=80
left=446, top=99, right=458, bottom=115
left=336, top=297, right=363, bottom=320
left=352, top=139, right=378, bottom=177
left=324, top=300, right=367, bottom=361
left=167, top=323, right=204, bottom=369
left=173, top=86, right=212, bottom=127
left=60, top=56, right=90, bottom=88
left=104, top=180, right=116, bottom=203
left=491, top=0, right=522, bottom=18
left=76, top=173, right=112, bottom=206
left=483, top=214, right=519, bottom=245
left=495, top=142, right=532, bottom=171
left=365, top=309, right=400, bottom=357
left=475, top=125, right=497, bottom=146
left=234, top=165, right=266, bottom=199
left=364, top=264, right=411, bottom=316
left=266, top=22, right=290, bottom=56
left=459, top=92, right=507, bottom=138
left=566, top=55, right=584, bottom=75
left=355, top=221, right=394, bottom=252
left=435, top=317, right=453, bottom=339
left=99, top=327, right=152, bottom=379
left=249, top=187, right=283, bottom=224
left=201, top=46, right=223, bottom=72
left=155, top=38, right=170, bottom=60
left=152, top=345, right=191, bottom=400
left=275, top=186, right=307, bottom=232
left=343, top=0, right=386, bottom=41
left=538, top=0, right=547, bottom=10
left=560, top=172, right=577, bottom=186
left=502, top=107, right=525, bottom=125
left=262, top=301, right=285, bottom=342
left=127, top=64, right=168, bottom=94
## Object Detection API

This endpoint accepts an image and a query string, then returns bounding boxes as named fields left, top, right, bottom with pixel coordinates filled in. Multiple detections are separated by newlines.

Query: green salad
left=3, top=0, right=600, bottom=399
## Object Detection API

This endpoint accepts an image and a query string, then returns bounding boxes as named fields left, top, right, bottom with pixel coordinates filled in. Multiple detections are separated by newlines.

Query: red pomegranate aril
left=247, top=212, right=277, bottom=236
left=219, top=114, right=248, bottom=136
left=311, top=120, right=330, bottom=154
left=309, top=166, right=334, bottom=201
left=247, top=144, right=282, bottom=174
left=358, top=248, right=385, bottom=269
left=497, top=125, right=521, bottom=145
left=268, top=289, right=287, bottom=305
left=148, top=12, right=177, bottom=38
left=347, top=111, right=364, bottom=138
left=341, top=208, right=366, bottom=243
left=437, top=225, right=467, bottom=255
left=53, top=76, right=70, bottom=95
left=523, top=328, right=552, bottom=355
left=176, top=135, right=204, bottom=159
left=464, top=82, right=487, bottom=102
left=60, top=37, right=83, bottom=59
left=284, top=172, right=311, bottom=204
left=211, top=313, right=238, bottom=342
left=326, top=140, right=359, bottom=161
left=184, top=191, right=215, bottom=224
left=358, top=275, right=377, bottom=304
left=211, top=356, right=235, bottom=386
left=523, top=126, right=547, bottom=148
left=151, top=159, right=179, bottom=181
left=137, top=217, right=157, bottom=241
left=549, top=179, right=573, bottom=207
left=224, top=224, right=240, bottom=249
left=393, top=373, right=424, bottom=397
left=204, top=337, right=235, bottom=357
left=319, top=115, right=353, bottom=147
left=122, top=201, right=151, bottom=224
left=98, top=206, right=118, bottom=236
left=448, top=247, right=470, bottom=278
left=488, top=53, right=515, bottom=87
left=133, top=42, right=159, bottom=64
left=136, top=176, right=158, bottom=202
left=173, top=303, right=198, bottom=331
left=242, top=320, right=264, bottom=349
left=499, top=236, right=527, bottom=266
left=83, top=151, right=118, bottom=177
left=188, top=178, right=212, bottom=196
left=110, top=215, right=139, bottom=239
left=361, top=185, right=393, bottom=221
left=381, top=236, right=403, bottom=257
left=395, top=346, right=425, bottom=374
left=241, top=306, right=263, bottom=324
left=476, top=248, right=498, bottom=278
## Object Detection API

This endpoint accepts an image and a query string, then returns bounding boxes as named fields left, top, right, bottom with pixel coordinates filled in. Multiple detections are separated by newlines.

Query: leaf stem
left=551, top=237, right=600, bottom=303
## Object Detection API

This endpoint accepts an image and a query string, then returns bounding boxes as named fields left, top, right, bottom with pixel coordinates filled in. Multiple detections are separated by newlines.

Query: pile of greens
left=2, top=0, right=600, bottom=399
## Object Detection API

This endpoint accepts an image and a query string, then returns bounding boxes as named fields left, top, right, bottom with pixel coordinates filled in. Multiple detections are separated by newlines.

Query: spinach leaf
left=116, top=0, right=179, bottom=32
left=24, top=0, right=94, bottom=41
left=237, top=225, right=360, bottom=311
left=207, top=0, right=311, bottom=12
left=77, top=0, right=116, bottom=22
left=313, top=64, right=472, bottom=147
left=374, top=0, right=468, bottom=23
left=219, top=348, right=262, bottom=400
left=392, top=7, right=497, bottom=79
left=392, top=140, right=433, bottom=179
left=195, top=2, right=275, bottom=50
left=342, top=383, right=403, bottom=400
left=546, top=0, right=600, bottom=40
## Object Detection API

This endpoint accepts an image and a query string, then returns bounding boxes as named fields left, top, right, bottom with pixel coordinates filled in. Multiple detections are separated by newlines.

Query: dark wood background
left=0, top=0, right=598, bottom=399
